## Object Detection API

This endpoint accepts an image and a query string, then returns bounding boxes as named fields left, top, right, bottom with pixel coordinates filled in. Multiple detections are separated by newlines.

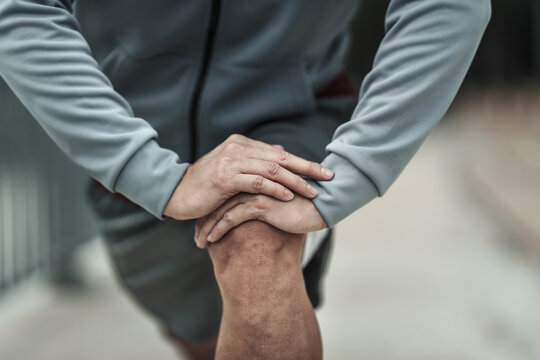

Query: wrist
left=163, top=165, right=194, bottom=220
left=309, top=198, right=328, bottom=230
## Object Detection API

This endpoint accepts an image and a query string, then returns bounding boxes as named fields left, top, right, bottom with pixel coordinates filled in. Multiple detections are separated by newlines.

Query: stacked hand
left=194, top=193, right=327, bottom=248
left=164, top=135, right=331, bottom=237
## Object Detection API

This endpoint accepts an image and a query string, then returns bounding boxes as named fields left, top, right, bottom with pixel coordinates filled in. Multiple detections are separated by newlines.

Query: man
left=0, top=0, right=490, bottom=359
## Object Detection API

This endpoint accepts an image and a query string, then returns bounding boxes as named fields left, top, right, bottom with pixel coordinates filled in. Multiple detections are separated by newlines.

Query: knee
left=207, top=220, right=305, bottom=301
left=208, top=220, right=304, bottom=274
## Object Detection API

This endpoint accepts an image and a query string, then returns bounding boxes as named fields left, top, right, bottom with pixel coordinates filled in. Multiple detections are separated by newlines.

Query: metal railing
left=0, top=79, right=97, bottom=296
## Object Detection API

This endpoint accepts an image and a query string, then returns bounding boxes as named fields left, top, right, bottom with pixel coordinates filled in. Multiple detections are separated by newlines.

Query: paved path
left=318, top=118, right=540, bottom=359
left=1, top=115, right=540, bottom=360
left=456, top=90, right=540, bottom=255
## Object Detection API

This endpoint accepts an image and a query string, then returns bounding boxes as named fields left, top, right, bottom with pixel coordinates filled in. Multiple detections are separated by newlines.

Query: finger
left=194, top=220, right=200, bottom=245
left=272, top=144, right=285, bottom=151
left=197, top=197, right=244, bottom=247
left=194, top=217, right=207, bottom=248
left=231, top=174, right=294, bottom=201
left=273, top=151, right=333, bottom=180
left=243, top=147, right=333, bottom=180
left=207, top=203, right=259, bottom=244
left=239, top=159, right=318, bottom=198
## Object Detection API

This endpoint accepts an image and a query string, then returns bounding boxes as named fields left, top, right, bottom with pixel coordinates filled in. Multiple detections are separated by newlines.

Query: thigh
left=87, top=181, right=222, bottom=342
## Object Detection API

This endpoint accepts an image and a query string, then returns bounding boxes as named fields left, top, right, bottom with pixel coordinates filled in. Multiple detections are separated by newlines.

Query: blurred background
left=1, top=1, right=540, bottom=359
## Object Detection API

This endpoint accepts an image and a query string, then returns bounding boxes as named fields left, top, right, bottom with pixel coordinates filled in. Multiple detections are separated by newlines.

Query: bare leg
left=208, top=220, right=322, bottom=360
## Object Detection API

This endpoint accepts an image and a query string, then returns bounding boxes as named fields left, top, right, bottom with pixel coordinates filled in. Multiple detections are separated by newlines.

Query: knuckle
left=278, top=150, right=289, bottom=162
left=253, top=195, right=267, bottom=210
left=224, top=142, right=243, bottom=153
left=227, top=134, right=246, bottom=143
left=252, top=175, right=265, bottom=191
left=255, top=209, right=267, bottom=222
left=218, top=156, right=233, bottom=166
left=268, top=162, right=280, bottom=177
left=223, top=212, right=234, bottom=225
left=213, top=172, right=228, bottom=188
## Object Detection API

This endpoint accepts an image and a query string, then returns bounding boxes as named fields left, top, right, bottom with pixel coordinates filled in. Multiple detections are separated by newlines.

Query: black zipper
left=188, top=0, right=222, bottom=162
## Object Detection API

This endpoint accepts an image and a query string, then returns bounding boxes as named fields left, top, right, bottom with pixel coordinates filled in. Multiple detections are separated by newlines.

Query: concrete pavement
left=1, top=108, right=540, bottom=359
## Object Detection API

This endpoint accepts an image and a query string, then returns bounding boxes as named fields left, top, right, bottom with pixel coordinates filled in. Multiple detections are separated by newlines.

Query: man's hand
left=163, top=134, right=334, bottom=220
left=194, top=193, right=328, bottom=248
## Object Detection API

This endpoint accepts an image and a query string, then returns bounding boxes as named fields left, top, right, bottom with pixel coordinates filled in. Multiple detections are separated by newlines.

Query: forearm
left=309, top=0, right=491, bottom=227
left=0, top=0, right=188, bottom=218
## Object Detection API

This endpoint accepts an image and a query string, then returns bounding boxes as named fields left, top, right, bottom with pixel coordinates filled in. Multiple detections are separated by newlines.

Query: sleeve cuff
left=307, top=152, right=379, bottom=228
left=113, top=140, right=190, bottom=220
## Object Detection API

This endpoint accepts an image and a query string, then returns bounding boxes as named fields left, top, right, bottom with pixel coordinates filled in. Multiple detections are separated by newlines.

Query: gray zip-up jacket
left=0, top=0, right=491, bottom=227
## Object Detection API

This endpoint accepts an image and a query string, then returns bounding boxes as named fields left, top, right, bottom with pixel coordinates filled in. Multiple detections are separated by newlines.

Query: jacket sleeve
left=0, top=0, right=189, bottom=219
left=307, top=0, right=491, bottom=228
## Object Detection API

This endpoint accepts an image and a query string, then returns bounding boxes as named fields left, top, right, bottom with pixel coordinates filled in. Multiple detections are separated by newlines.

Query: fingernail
left=207, top=235, right=214, bottom=243
left=322, top=168, right=334, bottom=177
left=284, top=190, right=294, bottom=200
left=307, top=184, right=318, bottom=196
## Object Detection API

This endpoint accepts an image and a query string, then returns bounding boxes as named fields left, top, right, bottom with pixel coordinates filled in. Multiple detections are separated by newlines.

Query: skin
left=161, top=134, right=331, bottom=359
left=208, top=221, right=322, bottom=360
left=168, top=197, right=327, bottom=360
left=195, top=193, right=327, bottom=248
left=163, top=134, right=334, bottom=220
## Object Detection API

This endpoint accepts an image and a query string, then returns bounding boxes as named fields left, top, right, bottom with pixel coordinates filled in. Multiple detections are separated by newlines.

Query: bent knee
left=208, top=220, right=305, bottom=286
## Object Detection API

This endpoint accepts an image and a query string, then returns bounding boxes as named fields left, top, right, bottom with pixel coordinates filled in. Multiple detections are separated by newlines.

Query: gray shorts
left=87, top=95, right=357, bottom=342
